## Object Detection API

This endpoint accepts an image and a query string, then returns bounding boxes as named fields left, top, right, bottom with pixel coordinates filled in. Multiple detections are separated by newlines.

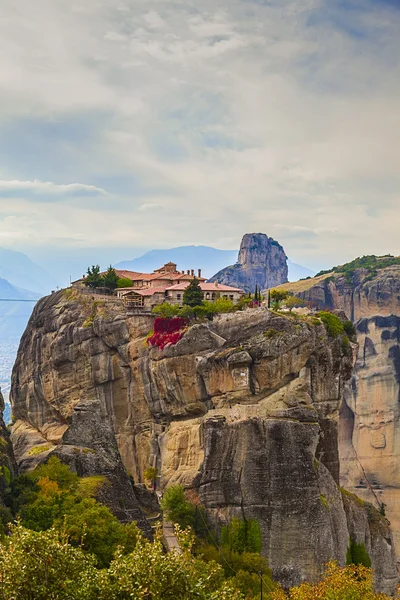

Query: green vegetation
left=284, top=296, right=306, bottom=312
left=346, top=539, right=371, bottom=568
left=160, top=484, right=197, bottom=530
left=102, top=266, right=119, bottom=291
left=84, top=265, right=120, bottom=292
left=270, top=289, right=289, bottom=310
left=9, top=457, right=139, bottom=568
left=143, top=466, right=158, bottom=486
left=343, top=319, right=357, bottom=339
left=320, top=495, right=329, bottom=511
left=0, top=523, right=242, bottom=600
left=316, top=254, right=400, bottom=284
left=161, top=485, right=274, bottom=599
left=264, top=329, right=278, bottom=339
left=27, top=445, right=51, bottom=456
left=221, top=517, right=262, bottom=554
left=85, top=265, right=104, bottom=289
left=182, top=278, right=204, bottom=307
left=317, top=311, right=344, bottom=337
left=0, top=460, right=394, bottom=599
left=117, top=277, right=133, bottom=288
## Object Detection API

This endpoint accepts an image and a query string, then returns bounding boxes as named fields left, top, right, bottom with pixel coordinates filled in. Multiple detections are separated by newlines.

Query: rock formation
left=0, top=389, right=16, bottom=511
left=275, top=261, right=400, bottom=566
left=209, top=233, right=288, bottom=293
left=9, top=287, right=398, bottom=592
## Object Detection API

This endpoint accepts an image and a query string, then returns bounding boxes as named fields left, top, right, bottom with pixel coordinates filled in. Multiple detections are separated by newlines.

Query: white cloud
left=0, top=0, right=399, bottom=269
left=0, top=179, right=107, bottom=198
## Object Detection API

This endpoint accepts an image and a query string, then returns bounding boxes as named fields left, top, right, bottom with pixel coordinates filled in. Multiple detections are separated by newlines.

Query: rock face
left=209, top=233, right=288, bottom=293
left=10, top=288, right=398, bottom=592
left=279, top=264, right=400, bottom=566
left=0, top=389, right=16, bottom=511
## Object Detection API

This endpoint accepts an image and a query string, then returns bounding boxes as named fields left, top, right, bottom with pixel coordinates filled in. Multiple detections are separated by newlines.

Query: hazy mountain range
left=0, top=247, right=58, bottom=295
left=115, top=246, right=315, bottom=281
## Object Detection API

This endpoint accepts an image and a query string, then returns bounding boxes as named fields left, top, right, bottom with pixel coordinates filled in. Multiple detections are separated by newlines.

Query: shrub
left=152, top=303, right=180, bottom=318
left=160, top=485, right=196, bottom=529
left=147, top=317, right=188, bottom=350
left=317, top=311, right=344, bottom=337
left=221, top=517, right=262, bottom=554
left=143, top=467, right=158, bottom=485
left=270, top=561, right=389, bottom=599
left=117, top=278, right=133, bottom=288
left=343, top=319, right=357, bottom=339
left=346, top=539, right=371, bottom=568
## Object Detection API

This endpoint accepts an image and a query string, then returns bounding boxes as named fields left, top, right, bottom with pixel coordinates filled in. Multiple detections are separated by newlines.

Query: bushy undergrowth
left=317, top=311, right=344, bottom=337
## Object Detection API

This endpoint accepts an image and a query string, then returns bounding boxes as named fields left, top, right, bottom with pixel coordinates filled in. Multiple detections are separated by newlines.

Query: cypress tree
left=183, top=278, right=204, bottom=307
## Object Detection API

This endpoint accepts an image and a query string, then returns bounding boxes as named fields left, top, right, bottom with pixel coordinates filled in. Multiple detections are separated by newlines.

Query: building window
left=229, top=295, right=234, bottom=301
left=177, top=294, right=181, bottom=300
left=205, top=293, right=210, bottom=300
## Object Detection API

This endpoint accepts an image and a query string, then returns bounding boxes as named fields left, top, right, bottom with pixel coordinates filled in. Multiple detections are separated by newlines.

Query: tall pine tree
left=183, top=278, right=204, bottom=307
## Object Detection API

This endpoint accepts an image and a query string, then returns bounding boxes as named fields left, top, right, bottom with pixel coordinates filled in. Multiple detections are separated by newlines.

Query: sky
left=0, top=0, right=399, bottom=274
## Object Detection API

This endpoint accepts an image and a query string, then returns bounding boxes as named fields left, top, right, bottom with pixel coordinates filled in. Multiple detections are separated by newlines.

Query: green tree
left=221, top=517, right=262, bottom=554
left=117, top=278, right=133, bottom=288
left=270, top=289, right=289, bottom=310
left=0, top=524, right=100, bottom=600
left=152, top=303, right=180, bottom=318
left=317, top=311, right=344, bottom=337
left=160, top=484, right=196, bottom=529
left=143, top=467, right=158, bottom=486
left=346, top=539, right=371, bottom=568
left=183, top=278, right=204, bottom=307
left=103, top=266, right=119, bottom=291
left=284, top=296, right=306, bottom=312
left=84, top=265, right=104, bottom=289
left=56, top=498, right=139, bottom=568
left=98, top=527, right=244, bottom=600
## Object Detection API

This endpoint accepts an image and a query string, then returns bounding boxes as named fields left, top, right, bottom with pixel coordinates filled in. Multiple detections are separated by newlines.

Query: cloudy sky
left=0, top=0, right=399, bottom=273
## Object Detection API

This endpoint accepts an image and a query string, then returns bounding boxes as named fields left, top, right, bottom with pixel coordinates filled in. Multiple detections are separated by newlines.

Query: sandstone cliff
left=209, top=233, right=288, bottom=293
left=275, top=261, right=400, bottom=566
left=10, top=289, right=398, bottom=592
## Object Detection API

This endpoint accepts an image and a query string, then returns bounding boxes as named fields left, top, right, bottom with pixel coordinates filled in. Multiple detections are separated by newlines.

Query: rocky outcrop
left=209, top=233, right=288, bottom=293
left=278, top=263, right=400, bottom=565
left=10, top=288, right=397, bottom=592
left=0, top=389, right=16, bottom=511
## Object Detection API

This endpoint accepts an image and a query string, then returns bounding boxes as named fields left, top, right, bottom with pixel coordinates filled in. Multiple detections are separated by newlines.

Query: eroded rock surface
left=10, top=289, right=397, bottom=591
left=279, top=264, right=400, bottom=567
left=209, top=232, right=288, bottom=293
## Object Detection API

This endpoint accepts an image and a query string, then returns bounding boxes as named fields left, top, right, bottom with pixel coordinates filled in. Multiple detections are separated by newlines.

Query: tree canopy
left=183, top=278, right=204, bottom=307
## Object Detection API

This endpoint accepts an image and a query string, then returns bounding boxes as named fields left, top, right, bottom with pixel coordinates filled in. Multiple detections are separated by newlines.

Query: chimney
left=198, top=269, right=202, bottom=278
left=215, top=281, right=219, bottom=287
left=191, top=269, right=194, bottom=276
left=182, top=270, right=185, bottom=275
left=187, top=270, right=190, bottom=275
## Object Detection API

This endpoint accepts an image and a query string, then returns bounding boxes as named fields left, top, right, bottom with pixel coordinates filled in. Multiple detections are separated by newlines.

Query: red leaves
left=147, top=317, right=188, bottom=350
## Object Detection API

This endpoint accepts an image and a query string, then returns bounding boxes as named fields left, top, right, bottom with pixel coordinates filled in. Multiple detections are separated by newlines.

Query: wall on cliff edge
left=9, top=288, right=398, bottom=592
left=209, top=232, right=288, bottom=293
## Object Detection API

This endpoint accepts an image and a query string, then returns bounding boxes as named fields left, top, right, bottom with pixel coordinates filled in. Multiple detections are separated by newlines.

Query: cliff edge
left=10, top=288, right=398, bottom=592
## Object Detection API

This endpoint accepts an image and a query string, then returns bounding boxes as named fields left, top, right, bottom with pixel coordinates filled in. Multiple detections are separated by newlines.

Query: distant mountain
left=115, top=245, right=314, bottom=282
left=287, top=260, right=316, bottom=282
left=0, top=247, right=58, bottom=294
left=115, top=246, right=238, bottom=279
left=0, top=278, right=40, bottom=339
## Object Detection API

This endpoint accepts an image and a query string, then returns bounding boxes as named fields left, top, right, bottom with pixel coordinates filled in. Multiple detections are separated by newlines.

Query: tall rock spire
left=209, top=233, right=288, bottom=293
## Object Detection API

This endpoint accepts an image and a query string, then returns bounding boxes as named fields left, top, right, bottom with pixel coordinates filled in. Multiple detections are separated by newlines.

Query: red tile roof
left=121, top=287, right=167, bottom=297
left=166, top=282, right=244, bottom=293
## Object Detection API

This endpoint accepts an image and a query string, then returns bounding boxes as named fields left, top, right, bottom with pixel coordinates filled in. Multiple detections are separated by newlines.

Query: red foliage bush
left=147, top=317, right=188, bottom=350
left=153, top=317, right=187, bottom=334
